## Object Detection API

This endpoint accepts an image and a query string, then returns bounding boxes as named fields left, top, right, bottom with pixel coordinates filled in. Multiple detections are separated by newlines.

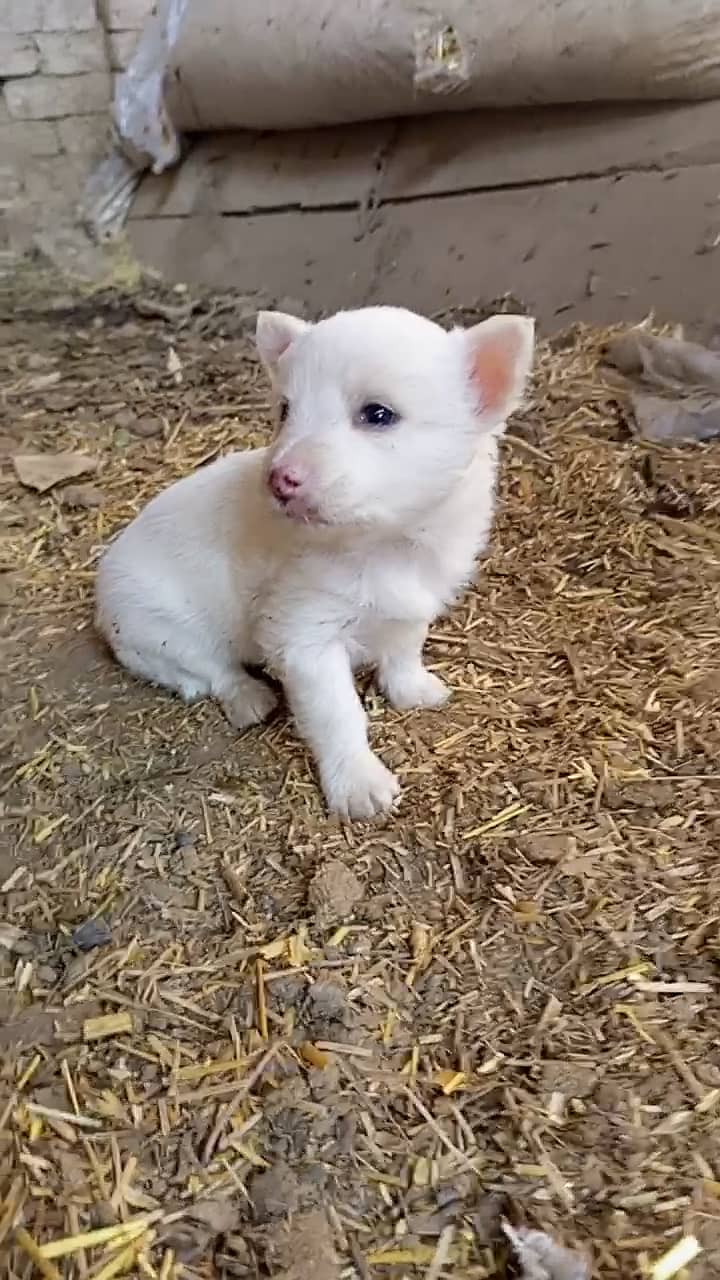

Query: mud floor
left=1, top=283, right=720, bottom=1278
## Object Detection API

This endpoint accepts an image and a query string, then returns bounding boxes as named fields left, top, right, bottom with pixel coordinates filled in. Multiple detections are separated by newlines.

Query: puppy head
left=256, top=305, right=534, bottom=530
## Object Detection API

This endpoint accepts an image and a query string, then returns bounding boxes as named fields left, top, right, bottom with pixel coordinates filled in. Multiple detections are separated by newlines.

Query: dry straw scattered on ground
left=1, top=284, right=719, bottom=1280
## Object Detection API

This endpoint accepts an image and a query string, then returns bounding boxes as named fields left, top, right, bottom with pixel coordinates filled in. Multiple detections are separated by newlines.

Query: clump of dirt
left=163, top=1194, right=243, bottom=1263
left=307, top=979, right=348, bottom=1023
left=308, top=859, right=364, bottom=926
left=274, top=1210, right=339, bottom=1280
left=249, top=1162, right=300, bottom=1221
left=299, top=978, right=350, bottom=1043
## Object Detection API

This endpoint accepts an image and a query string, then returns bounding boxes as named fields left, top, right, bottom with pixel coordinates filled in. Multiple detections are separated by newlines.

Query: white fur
left=96, top=305, right=534, bottom=819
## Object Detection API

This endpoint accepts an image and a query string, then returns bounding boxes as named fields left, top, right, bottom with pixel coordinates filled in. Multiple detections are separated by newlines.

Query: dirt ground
left=1, top=282, right=720, bottom=1280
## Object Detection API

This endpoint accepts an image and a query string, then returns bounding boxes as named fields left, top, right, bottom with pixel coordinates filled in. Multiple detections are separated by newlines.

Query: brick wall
left=0, top=0, right=155, bottom=271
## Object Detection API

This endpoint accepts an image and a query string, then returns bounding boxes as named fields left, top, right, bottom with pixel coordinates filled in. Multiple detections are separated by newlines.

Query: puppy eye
left=358, top=402, right=398, bottom=429
left=278, top=399, right=289, bottom=423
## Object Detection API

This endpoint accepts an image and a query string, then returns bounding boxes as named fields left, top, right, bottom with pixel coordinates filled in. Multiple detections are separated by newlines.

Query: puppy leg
left=106, top=608, right=276, bottom=730
left=376, top=621, right=450, bottom=711
left=213, top=669, right=278, bottom=732
left=282, top=644, right=399, bottom=820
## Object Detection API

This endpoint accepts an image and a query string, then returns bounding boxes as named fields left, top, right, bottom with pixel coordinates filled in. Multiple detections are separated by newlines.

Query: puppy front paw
left=220, top=678, right=278, bottom=731
left=382, top=667, right=450, bottom=711
left=323, top=751, right=400, bottom=821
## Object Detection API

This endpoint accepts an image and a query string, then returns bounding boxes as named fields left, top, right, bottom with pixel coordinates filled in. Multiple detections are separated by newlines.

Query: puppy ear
left=460, top=314, right=535, bottom=426
left=255, top=311, right=309, bottom=372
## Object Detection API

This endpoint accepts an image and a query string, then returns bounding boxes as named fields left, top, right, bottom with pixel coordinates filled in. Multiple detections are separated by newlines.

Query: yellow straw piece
left=39, top=1218, right=150, bottom=1260
left=650, top=1235, right=701, bottom=1280
left=15, top=1228, right=63, bottom=1280
left=91, top=1240, right=141, bottom=1280
left=83, top=1012, right=134, bottom=1041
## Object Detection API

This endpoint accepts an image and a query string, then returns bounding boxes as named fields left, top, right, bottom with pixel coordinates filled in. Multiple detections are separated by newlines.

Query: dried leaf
left=12, top=452, right=97, bottom=493
left=606, top=329, right=720, bottom=393
left=605, top=328, right=720, bottom=441
left=630, top=392, right=720, bottom=442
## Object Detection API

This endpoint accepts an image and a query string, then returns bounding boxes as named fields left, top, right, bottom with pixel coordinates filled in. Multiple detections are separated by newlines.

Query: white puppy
left=96, top=306, right=534, bottom=819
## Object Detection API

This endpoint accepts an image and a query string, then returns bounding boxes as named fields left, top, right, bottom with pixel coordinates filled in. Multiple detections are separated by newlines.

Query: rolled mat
left=163, top=0, right=720, bottom=133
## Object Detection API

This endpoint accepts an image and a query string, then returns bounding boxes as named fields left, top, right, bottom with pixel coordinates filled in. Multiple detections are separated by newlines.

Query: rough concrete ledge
left=128, top=101, right=720, bottom=331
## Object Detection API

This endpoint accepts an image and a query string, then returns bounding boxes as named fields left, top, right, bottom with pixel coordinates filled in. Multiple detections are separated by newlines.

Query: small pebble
left=72, top=917, right=112, bottom=952
left=130, top=415, right=163, bottom=438
left=60, top=484, right=105, bottom=509
left=36, top=964, right=58, bottom=984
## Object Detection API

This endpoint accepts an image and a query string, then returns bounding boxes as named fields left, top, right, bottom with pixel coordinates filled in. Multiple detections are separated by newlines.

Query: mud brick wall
left=0, top=0, right=154, bottom=270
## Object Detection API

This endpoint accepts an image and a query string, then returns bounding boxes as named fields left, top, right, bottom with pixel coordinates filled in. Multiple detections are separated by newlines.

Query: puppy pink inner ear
left=466, top=317, right=534, bottom=419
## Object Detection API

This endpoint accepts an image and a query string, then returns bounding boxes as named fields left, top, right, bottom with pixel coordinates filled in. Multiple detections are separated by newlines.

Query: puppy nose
left=269, top=463, right=306, bottom=502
